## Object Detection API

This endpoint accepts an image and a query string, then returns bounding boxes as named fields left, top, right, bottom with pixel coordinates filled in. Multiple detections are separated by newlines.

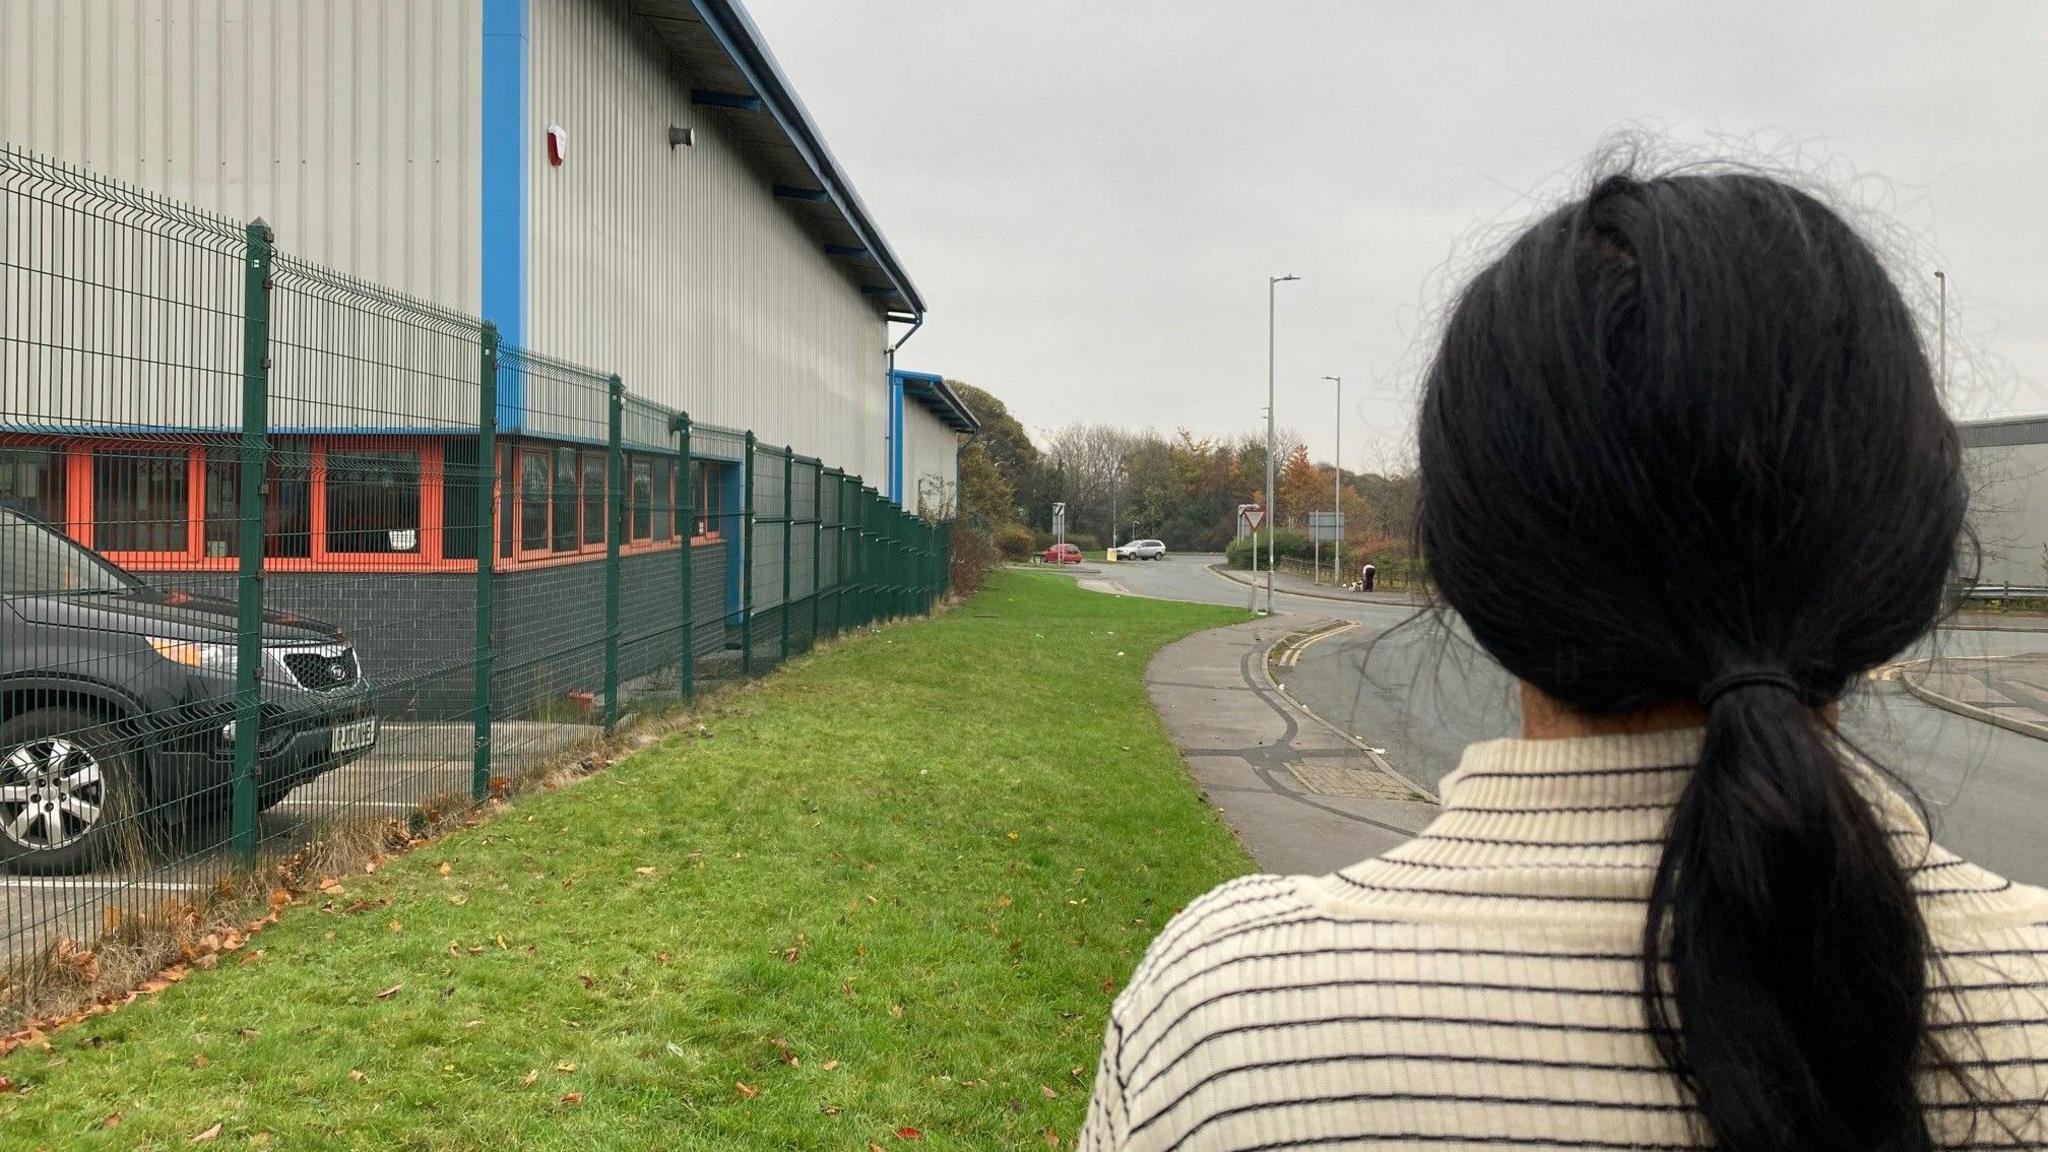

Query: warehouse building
left=0, top=0, right=973, bottom=705
left=1964, top=414, right=2048, bottom=593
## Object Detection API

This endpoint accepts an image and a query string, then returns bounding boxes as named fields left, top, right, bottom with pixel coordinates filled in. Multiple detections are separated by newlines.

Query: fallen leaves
left=735, top=1081, right=760, bottom=1099
left=437, top=862, right=452, bottom=877
left=101, top=1112, right=122, bottom=1129
left=634, top=866, right=656, bottom=876
left=523, top=1069, right=540, bottom=1087
left=559, top=1092, right=584, bottom=1106
left=374, top=983, right=404, bottom=1000
left=1040, top=1084, right=1059, bottom=1099
left=190, top=1121, right=223, bottom=1143
left=1043, top=1126, right=1061, bottom=1147
left=896, top=1127, right=924, bottom=1140
left=821, top=1060, right=841, bottom=1071
left=348, top=1069, right=368, bottom=1083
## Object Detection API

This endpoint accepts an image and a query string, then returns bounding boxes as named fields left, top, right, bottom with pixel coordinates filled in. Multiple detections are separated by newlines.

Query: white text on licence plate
left=330, top=719, right=377, bottom=754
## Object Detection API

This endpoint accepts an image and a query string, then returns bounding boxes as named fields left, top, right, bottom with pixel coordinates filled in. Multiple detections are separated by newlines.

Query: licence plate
left=330, top=718, right=377, bottom=754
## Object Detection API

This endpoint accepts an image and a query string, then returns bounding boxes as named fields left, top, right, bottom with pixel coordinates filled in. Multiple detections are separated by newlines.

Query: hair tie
left=1699, top=668, right=1801, bottom=708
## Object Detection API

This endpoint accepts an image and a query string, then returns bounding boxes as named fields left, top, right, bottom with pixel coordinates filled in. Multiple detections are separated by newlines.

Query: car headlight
left=146, top=636, right=239, bottom=675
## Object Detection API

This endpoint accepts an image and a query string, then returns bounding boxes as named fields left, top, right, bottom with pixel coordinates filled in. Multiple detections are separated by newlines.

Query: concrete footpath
left=1143, top=615, right=1438, bottom=875
left=1904, top=652, right=2048, bottom=742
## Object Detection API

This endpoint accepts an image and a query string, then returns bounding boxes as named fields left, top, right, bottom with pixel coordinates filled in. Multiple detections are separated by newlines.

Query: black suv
left=0, top=508, right=377, bottom=873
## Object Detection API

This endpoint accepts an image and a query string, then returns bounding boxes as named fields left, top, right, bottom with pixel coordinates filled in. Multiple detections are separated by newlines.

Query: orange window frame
left=691, top=460, right=725, bottom=544
left=310, top=438, right=449, bottom=570
left=7, top=435, right=472, bottom=574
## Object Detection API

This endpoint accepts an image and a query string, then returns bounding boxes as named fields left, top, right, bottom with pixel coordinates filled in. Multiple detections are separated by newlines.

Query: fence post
left=742, top=431, right=757, bottom=675
left=472, top=323, right=499, bottom=801
left=231, top=218, right=275, bottom=866
left=674, top=413, right=693, bottom=703
left=810, top=460, right=822, bottom=649
left=848, top=477, right=862, bottom=630
left=780, top=447, right=794, bottom=659
left=604, top=374, right=623, bottom=734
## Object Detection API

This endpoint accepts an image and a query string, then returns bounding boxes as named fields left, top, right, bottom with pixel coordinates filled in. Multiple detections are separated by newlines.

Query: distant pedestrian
left=1081, top=167, right=2048, bottom=1151
left=1359, top=561, right=1376, bottom=592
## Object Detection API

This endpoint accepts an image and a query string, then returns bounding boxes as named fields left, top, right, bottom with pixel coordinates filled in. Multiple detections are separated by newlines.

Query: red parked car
left=1041, top=543, right=1083, bottom=564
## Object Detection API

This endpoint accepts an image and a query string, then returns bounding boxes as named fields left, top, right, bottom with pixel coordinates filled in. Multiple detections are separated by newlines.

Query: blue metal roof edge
left=890, top=369, right=979, bottom=434
left=689, top=0, right=926, bottom=320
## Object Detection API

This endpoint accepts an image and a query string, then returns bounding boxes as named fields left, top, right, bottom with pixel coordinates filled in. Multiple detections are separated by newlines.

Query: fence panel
left=1, top=148, right=251, bottom=968
left=0, top=149, right=954, bottom=1008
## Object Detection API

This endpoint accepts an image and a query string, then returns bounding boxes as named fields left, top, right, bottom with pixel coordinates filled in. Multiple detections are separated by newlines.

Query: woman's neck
left=1519, top=682, right=1706, bottom=740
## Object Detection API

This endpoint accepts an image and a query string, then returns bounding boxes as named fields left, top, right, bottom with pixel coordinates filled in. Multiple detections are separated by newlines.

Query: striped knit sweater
left=1079, top=729, right=2048, bottom=1150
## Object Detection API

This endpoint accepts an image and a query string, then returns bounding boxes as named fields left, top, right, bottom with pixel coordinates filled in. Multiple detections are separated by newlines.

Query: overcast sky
left=749, top=0, right=2048, bottom=469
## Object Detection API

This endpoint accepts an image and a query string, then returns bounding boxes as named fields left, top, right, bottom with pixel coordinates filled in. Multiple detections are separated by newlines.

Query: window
left=203, top=446, right=313, bottom=559
left=93, top=447, right=188, bottom=553
left=441, top=438, right=481, bottom=561
left=580, top=453, right=605, bottom=547
left=499, top=444, right=516, bottom=559
left=552, top=448, right=578, bottom=553
left=519, top=449, right=551, bottom=553
left=690, top=460, right=726, bottom=541
left=630, top=458, right=654, bottom=542
left=651, top=458, right=673, bottom=543
left=325, top=448, right=421, bottom=554
left=0, top=447, right=67, bottom=529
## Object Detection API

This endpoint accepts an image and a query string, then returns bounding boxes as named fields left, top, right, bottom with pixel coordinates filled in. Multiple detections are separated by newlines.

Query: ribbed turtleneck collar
left=1438, top=728, right=1706, bottom=817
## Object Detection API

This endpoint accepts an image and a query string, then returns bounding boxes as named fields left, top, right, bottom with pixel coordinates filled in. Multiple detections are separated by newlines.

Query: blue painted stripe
left=481, top=0, right=529, bottom=431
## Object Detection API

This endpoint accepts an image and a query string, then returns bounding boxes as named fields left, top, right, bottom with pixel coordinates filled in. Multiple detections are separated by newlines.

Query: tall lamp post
left=1266, top=274, right=1299, bottom=613
left=1320, top=375, right=1341, bottom=587
left=1934, top=270, right=1947, bottom=394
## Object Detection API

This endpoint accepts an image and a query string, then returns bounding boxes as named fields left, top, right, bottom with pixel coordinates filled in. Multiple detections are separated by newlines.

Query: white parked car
left=1116, top=539, right=1167, bottom=561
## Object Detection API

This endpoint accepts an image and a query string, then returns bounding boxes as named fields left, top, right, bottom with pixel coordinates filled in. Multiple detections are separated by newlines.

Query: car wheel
left=0, top=707, right=142, bottom=875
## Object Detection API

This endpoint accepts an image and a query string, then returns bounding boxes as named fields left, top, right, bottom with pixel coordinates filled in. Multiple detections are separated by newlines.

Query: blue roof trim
left=686, top=0, right=926, bottom=319
left=890, top=370, right=979, bottom=435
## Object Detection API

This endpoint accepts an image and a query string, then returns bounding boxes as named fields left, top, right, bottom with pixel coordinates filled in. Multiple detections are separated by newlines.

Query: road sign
left=1308, top=510, right=1343, bottom=543
left=1238, top=504, right=1265, bottom=533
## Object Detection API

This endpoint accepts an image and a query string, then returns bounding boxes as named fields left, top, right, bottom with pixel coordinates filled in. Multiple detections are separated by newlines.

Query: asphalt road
left=1092, top=553, right=2048, bottom=887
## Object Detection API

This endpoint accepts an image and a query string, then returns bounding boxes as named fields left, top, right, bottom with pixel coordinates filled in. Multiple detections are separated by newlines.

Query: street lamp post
left=1321, top=375, right=1341, bottom=587
left=1935, top=270, right=1947, bottom=394
left=1266, top=274, right=1299, bottom=613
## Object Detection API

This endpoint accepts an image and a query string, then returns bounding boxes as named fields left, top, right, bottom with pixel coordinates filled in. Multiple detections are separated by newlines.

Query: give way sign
left=1238, top=504, right=1265, bottom=533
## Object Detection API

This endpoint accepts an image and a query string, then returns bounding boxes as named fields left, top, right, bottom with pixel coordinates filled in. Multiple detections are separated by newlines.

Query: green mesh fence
left=0, top=147, right=950, bottom=999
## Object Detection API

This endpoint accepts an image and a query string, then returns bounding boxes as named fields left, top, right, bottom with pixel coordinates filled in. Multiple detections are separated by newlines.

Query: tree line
left=948, top=381, right=1420, bottom=561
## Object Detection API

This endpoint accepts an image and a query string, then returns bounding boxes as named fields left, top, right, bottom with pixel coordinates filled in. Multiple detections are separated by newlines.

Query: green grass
left=0, top=571, right=1252, bottom=1150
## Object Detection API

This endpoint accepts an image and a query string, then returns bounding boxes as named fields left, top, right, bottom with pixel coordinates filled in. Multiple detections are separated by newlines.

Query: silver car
left=1116, top=539, right=1167, bottom=560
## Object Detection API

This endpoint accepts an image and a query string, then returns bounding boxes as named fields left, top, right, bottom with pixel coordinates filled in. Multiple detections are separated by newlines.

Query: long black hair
left=1416, top=169, right=1968, bottom=1150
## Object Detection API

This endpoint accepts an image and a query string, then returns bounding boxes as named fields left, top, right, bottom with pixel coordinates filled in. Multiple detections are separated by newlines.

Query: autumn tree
left=1277, top=444, right=1321, bottom=528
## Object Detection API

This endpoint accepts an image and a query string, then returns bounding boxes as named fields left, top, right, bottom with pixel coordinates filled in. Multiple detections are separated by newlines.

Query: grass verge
left=0, top=571, right=1251, bottom=1150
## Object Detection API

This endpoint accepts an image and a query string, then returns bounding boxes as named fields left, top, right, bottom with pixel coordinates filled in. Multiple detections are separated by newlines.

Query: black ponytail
left=1418, top=169, right=1968, bottom=1149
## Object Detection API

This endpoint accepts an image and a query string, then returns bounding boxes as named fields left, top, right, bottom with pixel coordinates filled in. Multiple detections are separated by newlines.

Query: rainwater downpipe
left=886, top=312, right=924, bottom=506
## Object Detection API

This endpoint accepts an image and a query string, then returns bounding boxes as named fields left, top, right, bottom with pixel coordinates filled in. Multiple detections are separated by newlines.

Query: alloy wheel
left=0, top=738, right=106, bottom=852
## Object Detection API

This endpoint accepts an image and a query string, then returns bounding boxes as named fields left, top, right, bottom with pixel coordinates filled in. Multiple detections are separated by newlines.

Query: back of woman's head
left=1418, top=169, right=1967, bottom=1150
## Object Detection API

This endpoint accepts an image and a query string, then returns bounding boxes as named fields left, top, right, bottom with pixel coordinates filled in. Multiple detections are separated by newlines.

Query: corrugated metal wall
left=1967, top=441, right=2048, bottom=588
left=0, top=0, right=484, bottom=313
left=902, top=405, right=960, bottom=519
left=525, top=0, right=889, bottom=482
